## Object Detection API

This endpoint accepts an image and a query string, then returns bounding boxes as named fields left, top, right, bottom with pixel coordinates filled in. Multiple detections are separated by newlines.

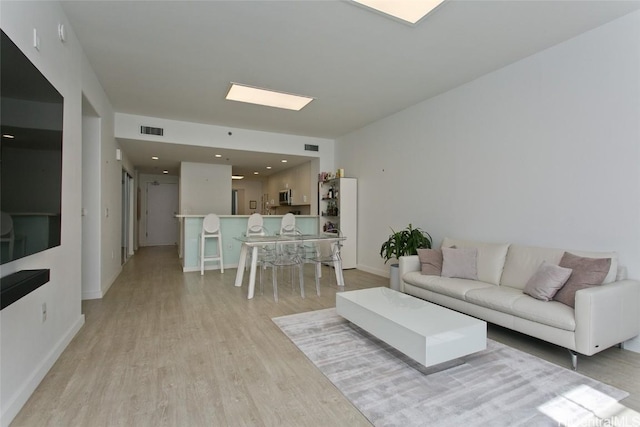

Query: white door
left=146, top=182, right=179, bottom=246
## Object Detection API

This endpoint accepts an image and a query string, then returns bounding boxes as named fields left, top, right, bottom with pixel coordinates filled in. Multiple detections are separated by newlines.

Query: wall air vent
left=304, top=144, right=319, bottom=152
left=140, top=126, right=164, bottom=136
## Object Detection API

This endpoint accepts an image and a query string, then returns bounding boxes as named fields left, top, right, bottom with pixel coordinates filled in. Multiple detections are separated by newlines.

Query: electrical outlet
left=41, top=303, right=47, bottom=322
left=226, top=242, right=233, bottom=250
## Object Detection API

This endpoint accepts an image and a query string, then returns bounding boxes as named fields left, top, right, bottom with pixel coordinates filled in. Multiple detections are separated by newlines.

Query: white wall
left=115, top=113, right=336, bottom=174
left=81, top=99, right=101, bottom=300
left=232, top=179, right=264, bottom=214
left=0, top=1, right=116, bottom=424
left=336, top=11, right=640, bottom=351
left=180, top=162, right=232, bottom=215
left=81, top=55, right=131, bottom=296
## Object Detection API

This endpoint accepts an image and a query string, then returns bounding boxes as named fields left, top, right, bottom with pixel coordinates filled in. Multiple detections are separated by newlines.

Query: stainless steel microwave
left=279, top=189, right=292, bottom=205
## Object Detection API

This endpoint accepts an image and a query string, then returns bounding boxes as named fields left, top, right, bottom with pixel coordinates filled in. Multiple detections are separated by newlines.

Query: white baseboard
left=357, top=264, right=389, bottom=278
left=182, top=263, right=239, bottom=273
left=82, top=266, right=122, bottom=300
left=82, top=290, right=103, bottom=300
left=102, top=267, right=122, bottom=297
left=1, top=314, right=85, bottom=427
left=623, top=335, right=640, bottom=353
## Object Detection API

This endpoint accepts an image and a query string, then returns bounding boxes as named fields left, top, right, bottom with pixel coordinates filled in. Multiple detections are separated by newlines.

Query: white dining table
left=234, top=234, right=346, bottom=299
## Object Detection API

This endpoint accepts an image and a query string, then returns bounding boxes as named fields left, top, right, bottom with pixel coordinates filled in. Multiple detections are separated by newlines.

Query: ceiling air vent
left=304, top=144, right=319, bottom=152
left=140, top=126, right=164, bottom=136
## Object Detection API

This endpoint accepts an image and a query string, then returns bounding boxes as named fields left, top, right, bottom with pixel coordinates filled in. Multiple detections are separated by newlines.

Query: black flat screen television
left=1, top=30, right=64, bottom=264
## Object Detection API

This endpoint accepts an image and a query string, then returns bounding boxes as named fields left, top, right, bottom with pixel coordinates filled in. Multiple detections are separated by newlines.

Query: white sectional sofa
left=399, top=237, right=640, bottom=368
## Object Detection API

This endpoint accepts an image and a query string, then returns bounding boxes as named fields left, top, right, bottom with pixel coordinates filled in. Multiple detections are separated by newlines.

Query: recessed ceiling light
left=281, top=159, right=288, bottom=163
left=225, top=83, right=314, bottom=111
left=152, top=156, right=159, bottom=160
left=215, top=154, right=222, bottom=158
left=353, top=0, right=445, bottom=24
left=232, top=175, right=244, bottom=180
left=253, top=171, right=259, bottom=175
left=163, top=170, right=169, bottom=174
left=266, top=166, right=272, bottom=170
left=2, top=134, right=15, bottom=139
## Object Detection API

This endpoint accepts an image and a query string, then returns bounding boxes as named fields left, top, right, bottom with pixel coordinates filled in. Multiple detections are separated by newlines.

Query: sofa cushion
left=523, top=261, right=572, bottom=301
left=553, top=252, right=612, bottom=308
left=465, top=286, right=524, bottom=314
left=441, top=247, right=478, bottom=280
left=511, top=296, right=576, bottom=331
left=402, top=271, right=494, bottom=300
left=417, top=248, right=442, bottom=275
left=501, top=244, right=618, bottom=290
left=441, top=237, right=510, bottom=286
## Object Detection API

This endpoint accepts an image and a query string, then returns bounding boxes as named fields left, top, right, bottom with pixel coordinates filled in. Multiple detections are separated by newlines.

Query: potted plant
left=380, top=224, right=432, bottom=290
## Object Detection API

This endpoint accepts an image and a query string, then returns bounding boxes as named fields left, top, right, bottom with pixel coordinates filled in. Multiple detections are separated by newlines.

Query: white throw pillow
left=523, top=261, right=572, bottom=301
left=441, top=247, right=478, bottom=280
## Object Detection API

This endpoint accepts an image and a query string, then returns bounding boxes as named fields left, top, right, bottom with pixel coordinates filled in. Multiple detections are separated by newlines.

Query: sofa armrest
left=398, top=255, right=420, bottom=293
left=574, top=279, right=640, bottom=355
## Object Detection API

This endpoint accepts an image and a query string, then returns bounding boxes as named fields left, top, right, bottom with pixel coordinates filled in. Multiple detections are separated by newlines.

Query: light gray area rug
left=273, top=308, right=630, bottom=427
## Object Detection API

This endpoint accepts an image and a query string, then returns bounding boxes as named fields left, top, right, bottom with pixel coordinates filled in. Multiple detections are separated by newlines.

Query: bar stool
left=200, top=213, right=223, bottom=275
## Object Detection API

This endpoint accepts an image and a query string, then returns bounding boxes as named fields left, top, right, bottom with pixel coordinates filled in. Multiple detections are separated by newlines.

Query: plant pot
left=389, top=263, right=400, bottom=291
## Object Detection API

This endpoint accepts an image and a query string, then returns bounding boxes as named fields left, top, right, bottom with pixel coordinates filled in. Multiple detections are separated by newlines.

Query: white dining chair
left=279, top=213, right=296, bottom=235
left=200, top=213, right=223, bottom=275
left=306, top=230, right=344, bottom=292
left=245, top=213, right=273, bottom=269
left=263, top=237, right=305, bottom=302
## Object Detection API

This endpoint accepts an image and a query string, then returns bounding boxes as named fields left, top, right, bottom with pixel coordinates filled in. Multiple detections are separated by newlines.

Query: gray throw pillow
left=417, top=249, right=442, bottom=276
left=441, top=247, right=478, bottom=280
left=523, top=261, right=572, bottom=301
left=553, top=252, right=611, bottom=308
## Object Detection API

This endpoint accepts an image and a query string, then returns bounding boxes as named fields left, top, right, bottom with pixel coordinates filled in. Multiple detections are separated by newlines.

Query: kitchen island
left=175, top=214, right=320, bottom=272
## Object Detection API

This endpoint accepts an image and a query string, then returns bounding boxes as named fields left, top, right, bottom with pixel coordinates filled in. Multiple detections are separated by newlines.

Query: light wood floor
left=12, top=246, right=640, bottom=426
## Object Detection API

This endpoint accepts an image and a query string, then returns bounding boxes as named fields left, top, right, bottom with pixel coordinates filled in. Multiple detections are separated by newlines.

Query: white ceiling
left=61, top=0, right=640, bottom=176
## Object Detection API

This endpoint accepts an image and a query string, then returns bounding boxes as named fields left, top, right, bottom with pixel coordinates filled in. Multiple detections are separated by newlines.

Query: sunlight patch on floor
left=538, top=384, right=640, bottom=426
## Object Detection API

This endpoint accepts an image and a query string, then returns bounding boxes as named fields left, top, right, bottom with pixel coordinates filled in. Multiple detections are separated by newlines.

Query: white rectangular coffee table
left=336, top=287, right=486, bottom=368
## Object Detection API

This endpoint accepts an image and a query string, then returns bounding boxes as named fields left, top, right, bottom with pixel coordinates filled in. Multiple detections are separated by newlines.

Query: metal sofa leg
left=569, top=350, right=578, bottom=370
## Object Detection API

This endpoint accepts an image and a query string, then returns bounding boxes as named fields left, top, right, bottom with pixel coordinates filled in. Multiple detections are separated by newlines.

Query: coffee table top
left=337, top=287, right=485, bottom=336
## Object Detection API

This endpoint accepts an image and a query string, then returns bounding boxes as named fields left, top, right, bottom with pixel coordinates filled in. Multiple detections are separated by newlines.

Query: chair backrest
left=314, top=230, right=343, bottom=259
left=202, top=213, right=221, bottom=234
left=246, top=213, right=266, bottom=236
left=280, top=213, right=296, bottom=235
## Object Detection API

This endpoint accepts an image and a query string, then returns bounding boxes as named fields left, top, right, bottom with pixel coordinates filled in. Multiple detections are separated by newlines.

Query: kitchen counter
left=176, top=214, right=320, bottom=272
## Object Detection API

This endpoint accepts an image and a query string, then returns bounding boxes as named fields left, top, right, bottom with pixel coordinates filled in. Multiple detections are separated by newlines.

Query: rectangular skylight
left=353, top=0, right=445, bottom=24
left=225, top=83, right=314, bottom=111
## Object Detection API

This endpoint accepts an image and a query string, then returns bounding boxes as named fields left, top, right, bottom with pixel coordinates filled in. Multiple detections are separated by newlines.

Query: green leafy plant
left=380, top=224, right=432, bottom=263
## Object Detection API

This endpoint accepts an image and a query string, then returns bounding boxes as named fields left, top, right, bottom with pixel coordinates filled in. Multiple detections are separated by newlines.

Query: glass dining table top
left=235, top=233, right=345, bottom=244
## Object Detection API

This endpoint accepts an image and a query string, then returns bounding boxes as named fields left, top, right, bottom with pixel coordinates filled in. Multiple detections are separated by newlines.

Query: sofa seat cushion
left=465, top=286, right=524, bottom=314
left=465, top=286, right=576, bottom=331
left=511, top=296, right=576, bottom=331
left=403, top=271, right=494, bottom=300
